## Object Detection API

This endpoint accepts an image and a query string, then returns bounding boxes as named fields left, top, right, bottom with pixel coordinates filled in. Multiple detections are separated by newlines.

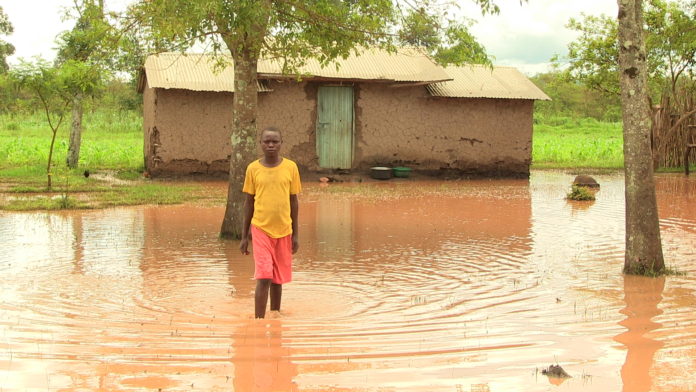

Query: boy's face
left=260, top=131, right=282, bottom=155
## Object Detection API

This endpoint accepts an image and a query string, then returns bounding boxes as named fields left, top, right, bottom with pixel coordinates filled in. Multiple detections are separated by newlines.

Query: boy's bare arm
left=290, top=194, right=299, bottom=254
left=239, top=193, right=255, bottom=254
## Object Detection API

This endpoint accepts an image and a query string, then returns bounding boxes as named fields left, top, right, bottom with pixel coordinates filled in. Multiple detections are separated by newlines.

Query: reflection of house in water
left=352, top=194, right=532, bottom=254
left=301, top=185, right=533, bottom=274
left=316, top=198, right=355, bottom=257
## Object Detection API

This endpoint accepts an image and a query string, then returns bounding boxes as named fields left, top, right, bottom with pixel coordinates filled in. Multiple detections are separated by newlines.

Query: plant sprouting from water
left=58, top=172, right=76, bottom=209
left=566, top=185, right=595, bottom=201
left=624, top=262, right=685, bottom=277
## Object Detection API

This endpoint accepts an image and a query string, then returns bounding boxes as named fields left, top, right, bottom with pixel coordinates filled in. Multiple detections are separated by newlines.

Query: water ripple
left=1, top=173, right=696, bottom=391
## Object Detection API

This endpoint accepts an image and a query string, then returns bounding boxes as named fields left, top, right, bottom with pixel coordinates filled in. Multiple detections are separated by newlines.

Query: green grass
left=0, top=109, right=224, bottom=210
left=0, top=110, right=143, bottom=170
left=0, top=109, right=143, bottom=192
left=532, top=116, right=624, bottom=170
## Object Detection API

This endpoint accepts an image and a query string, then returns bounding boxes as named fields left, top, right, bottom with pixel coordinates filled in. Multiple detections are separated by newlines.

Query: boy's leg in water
left=255, top=279, right=272, bottom=318
left=270, top=283, right=282, bottom=311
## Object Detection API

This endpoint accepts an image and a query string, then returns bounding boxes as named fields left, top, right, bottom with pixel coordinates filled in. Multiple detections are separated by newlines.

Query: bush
left=566, top=185, right=596, bottom=201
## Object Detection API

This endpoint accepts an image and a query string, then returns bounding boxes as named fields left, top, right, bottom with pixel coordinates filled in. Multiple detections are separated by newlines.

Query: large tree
left=559, top=0, right=695, bottom=170
left=617, top=0, right=665, bottom=274
left=397, top=7, right=489, bottom=65
left=129, top=0, right=505, bottom=239
left=0, top=6, right=15, bottom=73
left=57, top=0, right=115, bottom=169
left=561, top=0, right=695, bottom=98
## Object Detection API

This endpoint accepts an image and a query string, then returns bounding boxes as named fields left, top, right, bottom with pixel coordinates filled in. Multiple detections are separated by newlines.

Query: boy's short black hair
left=261, top=126, right=282, bottom=140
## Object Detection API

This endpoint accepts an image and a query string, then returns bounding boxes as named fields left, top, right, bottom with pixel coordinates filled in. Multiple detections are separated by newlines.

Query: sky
left=0, top=0, right=618, bottom=76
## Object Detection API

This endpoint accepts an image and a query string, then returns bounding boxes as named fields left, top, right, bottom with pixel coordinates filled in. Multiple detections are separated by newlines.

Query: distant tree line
left=530, top=71, right=622, bottom=122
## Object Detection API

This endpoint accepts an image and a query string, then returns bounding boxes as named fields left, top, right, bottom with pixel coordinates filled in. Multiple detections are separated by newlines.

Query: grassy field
left=0, top=110, right=143, bottom=170
left=0, top=110, right=222, bottom=210
left=0, top=109, right=666, bottom=210
left=531, top=115, right=624, bottom=169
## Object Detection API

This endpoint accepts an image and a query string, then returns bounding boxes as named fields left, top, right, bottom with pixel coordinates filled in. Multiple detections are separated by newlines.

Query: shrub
left=566, top=185, right=595, bottom=201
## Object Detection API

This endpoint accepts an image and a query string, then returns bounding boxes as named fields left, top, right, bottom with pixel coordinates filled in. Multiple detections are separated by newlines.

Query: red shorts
left=251, top=225, right=293, bottom=284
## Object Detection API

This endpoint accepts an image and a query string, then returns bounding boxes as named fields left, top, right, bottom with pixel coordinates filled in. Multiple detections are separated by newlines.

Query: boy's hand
left=292, top=235, right=299, bottom=254
left=240, top=238, right=250, bottom=255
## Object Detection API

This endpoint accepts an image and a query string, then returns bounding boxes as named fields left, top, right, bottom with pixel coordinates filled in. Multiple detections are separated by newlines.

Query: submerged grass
left=624, top=262, right=687, bottom=277
left=1, top=180, right=212, bottom=211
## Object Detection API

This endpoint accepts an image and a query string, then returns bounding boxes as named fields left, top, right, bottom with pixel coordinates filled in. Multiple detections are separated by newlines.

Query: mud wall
left=355, top=83, right=533, bottom=176
left=143, top=88, right=234, bottom=175
left=142, top=80, right=156, bottom=173
left=143, top=79, right=534, bottom=177
left=257, top=80, right=318, bottom=171
left=143, top=81, right=318, bottom=176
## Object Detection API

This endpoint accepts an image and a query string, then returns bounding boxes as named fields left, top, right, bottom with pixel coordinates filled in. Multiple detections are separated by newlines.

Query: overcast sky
left=1, top=0, right=618, bottom=76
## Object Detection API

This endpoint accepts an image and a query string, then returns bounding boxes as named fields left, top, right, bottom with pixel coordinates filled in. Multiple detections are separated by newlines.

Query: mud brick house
left=138, top=48, right=549, bottom=177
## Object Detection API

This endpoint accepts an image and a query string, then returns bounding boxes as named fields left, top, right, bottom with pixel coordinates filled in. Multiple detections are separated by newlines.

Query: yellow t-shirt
left=242, top=158, right=301, bottom=238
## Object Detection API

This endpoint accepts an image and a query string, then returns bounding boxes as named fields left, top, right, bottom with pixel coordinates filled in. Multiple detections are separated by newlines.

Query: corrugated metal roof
left=259, top=47, right=451, bottom=82
left=143, top=52, right=550, bottom=101
left=427, top=65, right=551, bottom=100
left=143, top=48, right=450, bottom=92
left=143, top=53, right=271, bottom=92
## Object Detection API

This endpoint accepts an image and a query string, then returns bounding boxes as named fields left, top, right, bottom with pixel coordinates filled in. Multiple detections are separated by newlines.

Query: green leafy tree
left=10, top=59, right=102, bottom=190
left=560, top=0, right=695, bottom=97
left=0, top=6, right=15, bottom=73
left=56, top=0, right=116, bottom=169
left=644, top=0, right=696, bottom=101
left=398, top=7, right=489, bottom=65
left=561, top=13, right=620, bottom=96
left=617, top=0, right=664, bottom=274
left=559, top=0, right=695, bottom=165
left=129, top=0, right=507, bottom=239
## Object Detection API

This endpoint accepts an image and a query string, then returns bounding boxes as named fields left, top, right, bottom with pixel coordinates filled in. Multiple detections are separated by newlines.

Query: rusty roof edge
left=389, top=79, right=453, bottom=88
left=258, top=73, right=400, bottom=83
left=425, top=65, right=551, bottom=101
left=426, top=85, right=552, bottom=101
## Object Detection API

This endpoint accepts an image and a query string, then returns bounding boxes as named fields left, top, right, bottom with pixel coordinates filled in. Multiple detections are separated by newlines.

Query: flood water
left=1, top=171, right=695, bottom=391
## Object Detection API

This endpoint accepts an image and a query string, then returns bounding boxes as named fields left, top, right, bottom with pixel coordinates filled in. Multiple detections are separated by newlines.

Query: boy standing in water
left=240, top=127, right=301, bottom=319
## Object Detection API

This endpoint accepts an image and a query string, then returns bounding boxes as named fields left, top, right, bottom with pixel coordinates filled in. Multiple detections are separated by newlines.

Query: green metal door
left=317, top=86, right=354, bottom=169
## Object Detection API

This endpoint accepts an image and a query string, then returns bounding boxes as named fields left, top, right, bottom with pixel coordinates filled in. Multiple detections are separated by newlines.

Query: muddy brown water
left=1, top=171, right=695, bottom=391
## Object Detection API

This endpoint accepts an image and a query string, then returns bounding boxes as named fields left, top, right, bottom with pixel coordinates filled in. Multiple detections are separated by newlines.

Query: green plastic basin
left=392, top=167, right=412, bottom=178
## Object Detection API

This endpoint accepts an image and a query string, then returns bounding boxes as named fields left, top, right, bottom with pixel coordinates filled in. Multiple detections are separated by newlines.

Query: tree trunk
left=617, top=0, right=665, bottom=274
left=47, top=126, right=59, bottom=191
left=66, top=92, right=84, bottom=169
left=220, top=47, right=261, bottom=239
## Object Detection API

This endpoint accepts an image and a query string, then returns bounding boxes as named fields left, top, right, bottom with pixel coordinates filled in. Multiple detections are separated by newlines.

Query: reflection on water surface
left=1, top=171, right=695, bottom=391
